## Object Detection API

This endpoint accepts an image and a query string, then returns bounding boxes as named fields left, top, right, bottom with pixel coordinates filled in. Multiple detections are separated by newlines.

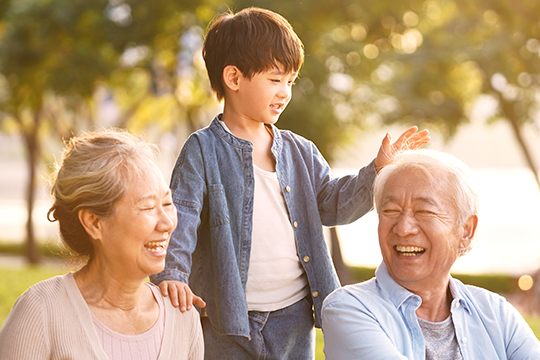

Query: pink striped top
left=91, top=284, right=165, bottom=360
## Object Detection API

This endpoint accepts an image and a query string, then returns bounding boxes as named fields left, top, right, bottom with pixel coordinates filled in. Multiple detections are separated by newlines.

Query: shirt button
left=312, top=291, right=319, bottom=298
left=285, top=185, right=291, bottom=192
left=273, top=150, right=278, bottom=156
left=293, top=221, right=298, bottom=228
left=462, top=337, right=467, bottom=343
left=455, top=302, right=460, bottom=308
left=303, top=256, right=310, bottom=262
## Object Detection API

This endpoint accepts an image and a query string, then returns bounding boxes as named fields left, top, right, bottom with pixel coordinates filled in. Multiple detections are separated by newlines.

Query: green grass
left=0, top=263, right=538, bottom=360
left=0, top=264, right=66, bottom=325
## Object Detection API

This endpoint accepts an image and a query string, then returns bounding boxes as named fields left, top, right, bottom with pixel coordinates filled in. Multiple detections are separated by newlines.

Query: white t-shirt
left=245, top=164, right=309, bottom=311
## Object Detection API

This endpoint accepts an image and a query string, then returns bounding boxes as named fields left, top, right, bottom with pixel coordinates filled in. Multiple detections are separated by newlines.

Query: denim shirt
left=322, top=262, right=540, bottom=359
left=150, top=116, right=377, bottom=337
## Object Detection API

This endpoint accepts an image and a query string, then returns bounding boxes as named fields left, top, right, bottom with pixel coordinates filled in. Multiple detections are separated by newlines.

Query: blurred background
left=1, top=0, right=540, bottom=348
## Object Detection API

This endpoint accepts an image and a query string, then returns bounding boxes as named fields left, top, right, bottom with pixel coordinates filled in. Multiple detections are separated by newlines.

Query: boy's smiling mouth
left=270, top=103, right=283, bottom=110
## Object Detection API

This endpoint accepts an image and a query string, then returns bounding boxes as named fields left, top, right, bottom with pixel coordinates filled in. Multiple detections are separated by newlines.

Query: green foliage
left=452, top=272, right=517, bottom=294
left=0, top=265, right=65, bottom=325
left=0, top=262, right=538, bottom=357
left=349, top=265, right=518, bottom=294
left=315, top=328, right=325, bottom=360
left=349, top=265, right=376, bottom=282
left=525, top=316, right=540, bottom=340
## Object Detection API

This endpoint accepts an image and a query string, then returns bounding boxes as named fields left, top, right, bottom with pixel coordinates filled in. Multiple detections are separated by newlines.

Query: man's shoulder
left=451, top=276, right=506, bottom=306
left=323, top=279, right=379, bottom=306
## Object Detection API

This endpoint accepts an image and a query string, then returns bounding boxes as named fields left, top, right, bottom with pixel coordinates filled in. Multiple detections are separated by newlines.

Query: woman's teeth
left=145, top=241, right=166, bottom=253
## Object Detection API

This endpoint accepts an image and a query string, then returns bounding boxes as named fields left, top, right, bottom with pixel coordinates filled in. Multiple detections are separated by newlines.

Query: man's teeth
left=396, top=245, right=425, bottom=257
left=145, top=241, right=166, bottom=253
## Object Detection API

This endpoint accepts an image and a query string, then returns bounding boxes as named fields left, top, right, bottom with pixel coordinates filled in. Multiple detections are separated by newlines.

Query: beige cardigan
left=0, top=273, right=204, bottom=359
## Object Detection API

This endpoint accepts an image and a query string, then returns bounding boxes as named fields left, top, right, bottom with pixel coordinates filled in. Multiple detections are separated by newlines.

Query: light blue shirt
left=150, top=116, right=377, bottom=337
left=322, top=262, right=540, bottom=359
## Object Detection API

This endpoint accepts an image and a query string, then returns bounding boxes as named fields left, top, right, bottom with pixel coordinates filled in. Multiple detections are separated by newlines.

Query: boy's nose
left=277, top=85, right=291, bottom=99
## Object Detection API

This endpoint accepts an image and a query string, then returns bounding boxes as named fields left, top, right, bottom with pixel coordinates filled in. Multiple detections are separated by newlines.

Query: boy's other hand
left=158, top=280, right=207, bottom=312
left=374, top=126, right=430, bottom=173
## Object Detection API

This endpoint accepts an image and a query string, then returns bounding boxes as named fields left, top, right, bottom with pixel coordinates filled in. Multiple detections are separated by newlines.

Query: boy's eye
left=271, top=79, right=281, bottom=83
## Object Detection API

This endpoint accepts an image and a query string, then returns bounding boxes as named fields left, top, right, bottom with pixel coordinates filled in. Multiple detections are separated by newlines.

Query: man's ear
left=78, top=209, right=103, bottom=241
left=223, top=65, right=241, bottom=92
left=459, top=214, right=478, bottom=250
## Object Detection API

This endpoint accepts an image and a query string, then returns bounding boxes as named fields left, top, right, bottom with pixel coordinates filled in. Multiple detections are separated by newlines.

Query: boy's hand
left=158, top=280, right=206, bottom=312
left=374, top=126, right=430, bottom=173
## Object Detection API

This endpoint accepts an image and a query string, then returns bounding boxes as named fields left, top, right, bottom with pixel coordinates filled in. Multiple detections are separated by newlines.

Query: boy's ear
left=223, top=65, right=241, bottom=92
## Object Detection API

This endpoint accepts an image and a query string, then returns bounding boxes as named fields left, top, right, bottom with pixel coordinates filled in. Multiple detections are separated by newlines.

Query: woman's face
left=95, top=160, right=177, bottom=279
left=377, top=168, right=474, bottom=293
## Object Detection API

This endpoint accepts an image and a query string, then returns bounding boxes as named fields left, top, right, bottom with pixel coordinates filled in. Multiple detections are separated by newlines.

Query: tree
left=225, top=0, right=540, bottom=283
left=0, top=0, right=215, bottom=263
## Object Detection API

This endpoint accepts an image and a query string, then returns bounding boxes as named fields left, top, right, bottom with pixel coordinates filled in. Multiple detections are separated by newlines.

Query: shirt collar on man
left=375, top=262, right=471, bottom=315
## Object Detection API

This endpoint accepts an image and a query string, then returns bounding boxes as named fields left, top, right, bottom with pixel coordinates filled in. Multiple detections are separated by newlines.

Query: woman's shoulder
left=19, top=273, right=73, bottom=301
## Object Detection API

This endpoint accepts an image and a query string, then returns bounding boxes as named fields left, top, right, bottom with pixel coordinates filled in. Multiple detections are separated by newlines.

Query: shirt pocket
left=208, top=184, right=230, bottom=227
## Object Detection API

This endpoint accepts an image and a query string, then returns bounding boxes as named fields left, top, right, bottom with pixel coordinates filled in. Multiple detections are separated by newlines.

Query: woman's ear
left=78, top=209, right=103, bottom=241
left=459, top=214, right=478, bottom=250
left=222, top=65, right=241, bottom=92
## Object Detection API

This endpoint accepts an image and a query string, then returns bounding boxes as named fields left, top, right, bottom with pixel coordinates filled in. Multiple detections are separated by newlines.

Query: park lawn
left=0, top=265, right=66, bottom=325
left=0, top=265, right=538, bottom=360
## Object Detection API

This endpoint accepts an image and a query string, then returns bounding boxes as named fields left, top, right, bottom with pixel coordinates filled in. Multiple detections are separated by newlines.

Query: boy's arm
left=157, top=280, right=206, bottom=312
left=374, top=126, right=430, bottom=173
left=150, top=136, right=206, bottom=311
left=316, top=126, right=429, bottom=226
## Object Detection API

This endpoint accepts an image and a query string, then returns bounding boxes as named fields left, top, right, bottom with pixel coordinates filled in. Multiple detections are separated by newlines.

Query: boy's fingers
left=183, top=291, right=193, bottom=312
left=407, top=130, right=430, bottom=143
left=194, top=296, right=207, bottom=308
left=169, top=284, right=181, bottom=307
left=159, top=282, right=169, bottom=297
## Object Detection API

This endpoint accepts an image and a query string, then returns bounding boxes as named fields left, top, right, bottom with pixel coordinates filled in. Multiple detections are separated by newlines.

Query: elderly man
left=321, top=149, right=540, bottom=359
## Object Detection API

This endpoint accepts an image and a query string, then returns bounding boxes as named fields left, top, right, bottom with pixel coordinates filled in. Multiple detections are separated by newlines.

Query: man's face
left=377, top=168, right=471, bottom=292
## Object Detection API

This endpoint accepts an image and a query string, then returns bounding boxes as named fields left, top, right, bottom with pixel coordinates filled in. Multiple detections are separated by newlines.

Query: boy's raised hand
left=374, top=126, right=430, bottom=173
left=158, top=280, right=206, bottom=312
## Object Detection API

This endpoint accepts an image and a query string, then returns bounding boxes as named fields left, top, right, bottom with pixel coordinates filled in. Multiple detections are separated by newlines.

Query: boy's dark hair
left=203, top=7, right=304, bottom=101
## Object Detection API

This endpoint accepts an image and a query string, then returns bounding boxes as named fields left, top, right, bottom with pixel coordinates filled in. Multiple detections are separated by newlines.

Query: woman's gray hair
left=373, top=149, right=479, bottom=256
left=47, top=128, right=159, bottom=259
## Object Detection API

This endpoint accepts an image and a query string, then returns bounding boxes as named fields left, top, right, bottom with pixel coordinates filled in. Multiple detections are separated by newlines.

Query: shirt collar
left=375, top=262, right=422, bottom=310
left=375, top=262, right=472, bottom=314
left=210, top=114, right=283, bottom=156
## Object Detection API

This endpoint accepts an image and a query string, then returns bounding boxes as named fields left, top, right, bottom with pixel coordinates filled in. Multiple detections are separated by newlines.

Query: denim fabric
left=322, top=262, right=540, bottom=359
left=150, top=115, right=377, bottom=337
left=201, top=297, right=315, bottom=360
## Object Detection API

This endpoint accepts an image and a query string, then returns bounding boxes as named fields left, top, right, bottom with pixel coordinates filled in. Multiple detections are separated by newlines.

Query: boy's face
left=236, top=63, right=297, bottom=125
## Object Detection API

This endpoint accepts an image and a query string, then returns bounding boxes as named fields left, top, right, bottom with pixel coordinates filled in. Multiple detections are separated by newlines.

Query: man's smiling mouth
left=395, top=245, right=426, bottom=257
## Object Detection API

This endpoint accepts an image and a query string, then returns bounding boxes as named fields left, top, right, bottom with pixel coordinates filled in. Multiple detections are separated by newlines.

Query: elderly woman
left=0, top=129, right=204, bottom=359
left=321, top=149, right=540, bottom=359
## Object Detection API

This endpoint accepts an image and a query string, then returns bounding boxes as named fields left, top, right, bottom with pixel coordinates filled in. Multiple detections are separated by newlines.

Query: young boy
left=150, top=7, right=429, bottom=359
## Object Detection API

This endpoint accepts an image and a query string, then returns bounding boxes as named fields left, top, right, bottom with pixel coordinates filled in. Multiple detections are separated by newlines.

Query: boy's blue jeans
left=202, top=297, right=315, bottom=359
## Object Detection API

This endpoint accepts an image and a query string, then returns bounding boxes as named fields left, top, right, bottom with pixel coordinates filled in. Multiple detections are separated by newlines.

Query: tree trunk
left=498, top=94, right=540, bottom=189
left=23, top=129, right=40, bottom=265
left=329, top=226, right=353, bottom=286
